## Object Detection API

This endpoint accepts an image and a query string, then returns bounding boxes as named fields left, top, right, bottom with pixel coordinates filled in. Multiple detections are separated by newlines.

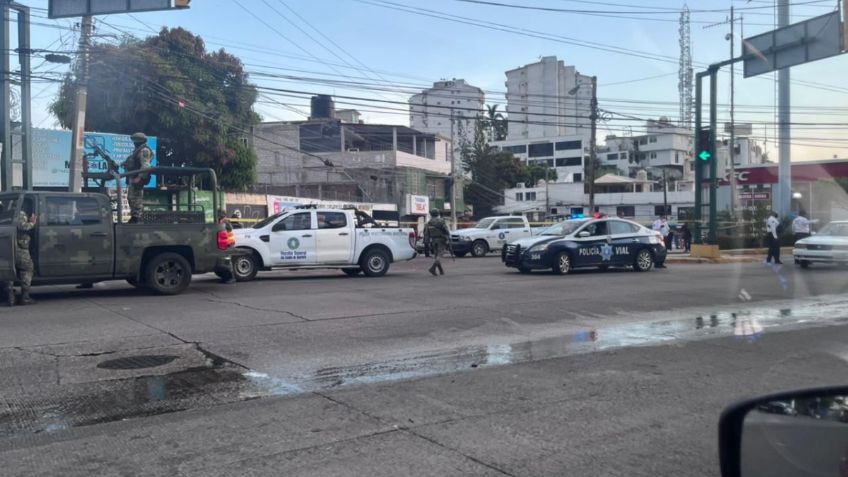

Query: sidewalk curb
left=665, top=256, right=765, bottom=265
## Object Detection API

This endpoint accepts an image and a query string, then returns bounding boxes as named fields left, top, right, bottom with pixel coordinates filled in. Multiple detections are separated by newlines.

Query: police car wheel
left=144, top=252, right=192, bottom=295
left=633, top=250, right=654, bottom=272
left=471, top=240, right=489, bottom=257
left=361, top=249, right=390, bottom=277
left=552, top=252, right=571, bottom=275
left=233, top=253, right=259, bottom=282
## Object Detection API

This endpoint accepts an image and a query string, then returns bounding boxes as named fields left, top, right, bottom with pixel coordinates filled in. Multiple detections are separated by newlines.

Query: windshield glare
left=253, top=213, right=283, bottom=229
left=475, top=218, right=496, bottom=229
left=817, top=223, right=848, bottom=236
left=541, top=221, right=585, bottom=236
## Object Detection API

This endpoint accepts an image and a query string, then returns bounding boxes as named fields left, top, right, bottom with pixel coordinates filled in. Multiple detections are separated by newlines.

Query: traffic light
left=697, top=128, right=713, bottom=163
left=174, top=0, right=191, bottom=8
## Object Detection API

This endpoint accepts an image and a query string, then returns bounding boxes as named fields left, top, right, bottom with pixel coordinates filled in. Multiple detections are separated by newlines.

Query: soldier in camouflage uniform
left=423, top=208, right=450, bottom=276
left=122, top=132, right=153, bottom=224
left=3, top=210, right=37, bottom=306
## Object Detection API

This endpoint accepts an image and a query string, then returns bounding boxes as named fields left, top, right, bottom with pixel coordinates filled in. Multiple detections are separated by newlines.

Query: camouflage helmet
left=429, top=208, right=440, bottom=217
left=130, top=132, right=148, bottom=142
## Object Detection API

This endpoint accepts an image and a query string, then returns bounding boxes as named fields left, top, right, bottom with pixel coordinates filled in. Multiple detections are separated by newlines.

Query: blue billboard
left=29, top=128, right=158, bottom=188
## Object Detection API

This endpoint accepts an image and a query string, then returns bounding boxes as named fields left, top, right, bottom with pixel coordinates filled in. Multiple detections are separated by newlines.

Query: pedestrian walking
left=680, top=222, right=692, bottom=252
left=217, top=210, right=237, bottom=284
left=121, top=132, right=153, bottom=224
left=2, top=210, right=37, bottom=306
left=792, top=210, right=817, bottom=243
left=423, top=208, right=450, bottom=276
left=654, top=216, right=672, bottom=249
left=765, top=211, right=782, bottom=264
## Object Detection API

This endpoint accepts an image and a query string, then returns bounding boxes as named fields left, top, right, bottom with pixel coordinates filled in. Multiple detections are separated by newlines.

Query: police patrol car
left=502, top=217, right=666, bottom=274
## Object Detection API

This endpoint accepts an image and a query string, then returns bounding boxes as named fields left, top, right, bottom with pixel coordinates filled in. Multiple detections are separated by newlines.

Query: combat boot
left=4, top=288, right=14, bottom=307
left=19, top=288, right=35, bottom=306
left=428, top=264, right=438, bottom=276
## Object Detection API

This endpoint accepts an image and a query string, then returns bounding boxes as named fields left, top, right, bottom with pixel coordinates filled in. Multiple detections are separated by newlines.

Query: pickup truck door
left=38, top=194, right=114, bottom=277
left=269, top=211, right=317, bottom=265
left=315, top=211, right=354, bottom=263
left=0, top=193, right=22, bottom=281
left=505, top=218, right=532, bottom=242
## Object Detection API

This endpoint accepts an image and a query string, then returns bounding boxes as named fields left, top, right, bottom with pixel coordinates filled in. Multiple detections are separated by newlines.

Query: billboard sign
left=49, top=0, right=181, bottom=19
left=19, top=129, right=157, bottom=188
left=743, top=11, right=843, bottom=77
left=407, top=194, right=429, bottom=215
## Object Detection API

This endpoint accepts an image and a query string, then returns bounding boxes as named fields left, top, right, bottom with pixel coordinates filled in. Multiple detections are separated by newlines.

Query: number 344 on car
left=501, top=218, right=667, bottom=275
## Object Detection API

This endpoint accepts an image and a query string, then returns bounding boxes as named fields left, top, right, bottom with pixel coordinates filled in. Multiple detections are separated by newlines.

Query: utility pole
left=68, top=15, right=92, bottom=193
left=662, top=167, right=668, bottom=216
left=450, top=108, right=457, bottom=228
left=777, top=0, right=791, bottom=219
left=588, top=75, right=598, bottom=215
left=728, top=6, right=738, bottom=219
left=0, top=0, right=31, bottom=191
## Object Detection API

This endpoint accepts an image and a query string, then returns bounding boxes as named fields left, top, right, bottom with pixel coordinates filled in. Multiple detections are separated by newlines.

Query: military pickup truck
left=0, top=166, right=235, bottom=295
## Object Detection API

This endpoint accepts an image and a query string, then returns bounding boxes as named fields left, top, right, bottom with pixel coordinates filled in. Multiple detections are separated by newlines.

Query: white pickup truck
left=449, top=216, right=535, bottom=257
left=231, top=207, right=417, bottom=280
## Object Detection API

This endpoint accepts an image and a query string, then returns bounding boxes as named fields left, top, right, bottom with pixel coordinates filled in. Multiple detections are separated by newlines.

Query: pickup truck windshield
left=541, top=221, right=586, bottom=236
left=253, top=213, right=283, bottom=229
left=817, top=223, right=848, bottom=236
left=475, top=218, right=496, bottom=229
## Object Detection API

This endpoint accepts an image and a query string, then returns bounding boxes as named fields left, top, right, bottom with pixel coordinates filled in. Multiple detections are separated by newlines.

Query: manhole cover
left=97, top=355, right=178, bottom=370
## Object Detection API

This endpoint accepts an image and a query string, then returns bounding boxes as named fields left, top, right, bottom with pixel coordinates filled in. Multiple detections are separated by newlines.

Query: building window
left=616, top=206, right=635, bottom=217
left=504, top=145, right=527, bottom=155
left=607, top=153, right=618, bottom=161
left=516, top=192, right=524, bottom=201
left=639, top=138, right=648, bottom=145
left=654, top=205, right=672, bottom=216
left=650, top=152, right=657, bottom=159
left=649, top=136, right=657, bottom=143
left=573, top=173, right=583, bottom=182
left=556, top=157, right=582, bottom=167
left=526, top=192, right=537, bottom=201
left=528, top=143, right=554, bottom=157
left=620, top=152, right=628, bottom=160
left=555, top=140, right=582, bottom=150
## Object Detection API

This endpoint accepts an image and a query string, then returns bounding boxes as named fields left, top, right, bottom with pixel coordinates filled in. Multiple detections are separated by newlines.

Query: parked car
left=793, top=220, right=848, bottom=268
left=449, top=216, right=535, bottom=257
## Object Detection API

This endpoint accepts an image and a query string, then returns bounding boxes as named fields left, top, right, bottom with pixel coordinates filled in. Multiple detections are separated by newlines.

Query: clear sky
left=15, top=0, right=848, bottom=161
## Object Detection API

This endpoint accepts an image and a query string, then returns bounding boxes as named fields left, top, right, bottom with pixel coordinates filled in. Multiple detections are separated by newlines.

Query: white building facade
left=505, top=56, right=593, bottom=142
left=491, top=135, right=587, bottom=184
left=409, top=79, right=485, bottom=148
left=601, top=119, right=693, bottom=184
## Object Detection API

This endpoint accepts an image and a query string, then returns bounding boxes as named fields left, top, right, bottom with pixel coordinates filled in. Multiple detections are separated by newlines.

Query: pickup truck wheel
left=361, top=249, right=390, bottom=277
left=233, top=253, right=259, bottom=282
left=342, top=268, right=361, bottom=276
left=552, top=251, right=571, bottom=275
left=471, top=240, right=489, bottom=257
left=144, top=253, right=192, bottom=295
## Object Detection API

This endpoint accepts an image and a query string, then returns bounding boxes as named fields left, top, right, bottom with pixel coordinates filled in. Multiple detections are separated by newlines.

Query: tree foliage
left=50, top=27, right=260, bottom=190
left=482, top=104, right=507, bottom=141
left=460, top=120, right=556, bottom=218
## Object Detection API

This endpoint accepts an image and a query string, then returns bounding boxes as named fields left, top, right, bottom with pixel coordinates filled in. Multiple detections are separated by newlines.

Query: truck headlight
left=462, top=236, right=472, bottom=241
left=794, top=243, right=807, bottom=250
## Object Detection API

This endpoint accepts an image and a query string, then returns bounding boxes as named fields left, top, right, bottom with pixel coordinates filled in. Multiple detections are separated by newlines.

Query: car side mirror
left=578, top=231, right=590, bottom=238
left=718, top=386, right=848, bottom=477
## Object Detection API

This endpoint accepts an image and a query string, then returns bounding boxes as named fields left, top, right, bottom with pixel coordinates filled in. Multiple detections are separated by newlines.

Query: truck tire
left=233, top=253, right=259, bottom=282
left=342, top=268, right=361, bottom=276
left=144, top=252, right=192, bottom=295
left=361, top=249, right=390, bottom=277
left=552, top=251, right=572, bottom=275
left=471, top=240, right=489, bottom=257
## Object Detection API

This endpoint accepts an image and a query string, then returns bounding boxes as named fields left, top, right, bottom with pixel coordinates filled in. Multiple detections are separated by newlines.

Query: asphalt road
left=1, top=256, right=848, bottom=476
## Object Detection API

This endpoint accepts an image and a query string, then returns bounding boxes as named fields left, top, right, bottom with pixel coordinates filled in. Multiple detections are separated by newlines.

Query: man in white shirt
left=765, top=212, right=782, bottom=264
left=791, top=211, right=817, bottom=243
left=653, top=216, right=670, bottom=268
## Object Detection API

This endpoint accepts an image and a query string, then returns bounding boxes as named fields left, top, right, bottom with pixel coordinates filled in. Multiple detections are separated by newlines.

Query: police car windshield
left=475, top=218, right=496, bottom=228
left=541, top=220, right=586, bottom=236
left=817, top=222, right=848, bottom=236
left=253, top=213, right=284, bottom=229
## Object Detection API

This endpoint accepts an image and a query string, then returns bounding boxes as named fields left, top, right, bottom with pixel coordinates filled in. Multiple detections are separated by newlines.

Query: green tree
left=524, top=163, right=558, bottom=185
left=483, top=104, right=507, bottom=141
left=50, top=27, right=260, bottom=190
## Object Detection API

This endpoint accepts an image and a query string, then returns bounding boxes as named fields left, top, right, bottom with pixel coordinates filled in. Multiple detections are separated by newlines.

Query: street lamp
left=568, top=76, right=598, bottom=215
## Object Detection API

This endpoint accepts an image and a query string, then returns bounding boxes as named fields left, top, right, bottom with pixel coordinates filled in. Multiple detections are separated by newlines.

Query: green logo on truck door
left=287, top=237, right=300, bottom=250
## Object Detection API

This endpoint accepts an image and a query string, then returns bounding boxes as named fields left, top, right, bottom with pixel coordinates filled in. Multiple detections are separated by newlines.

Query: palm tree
left=484, top=104, right=507, bottom=141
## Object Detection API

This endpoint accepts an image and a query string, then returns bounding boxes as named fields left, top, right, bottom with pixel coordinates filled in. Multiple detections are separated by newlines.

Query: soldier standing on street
left=423, top=208, right=450, bottom=276
left=122, top=132, right=153, bottom=224
left=3, top=210, right=37, bottom=306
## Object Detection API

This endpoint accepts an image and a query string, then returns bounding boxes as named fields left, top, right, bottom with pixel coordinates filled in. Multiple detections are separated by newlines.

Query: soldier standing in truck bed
left=122, top=132, right=153, bottom=224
